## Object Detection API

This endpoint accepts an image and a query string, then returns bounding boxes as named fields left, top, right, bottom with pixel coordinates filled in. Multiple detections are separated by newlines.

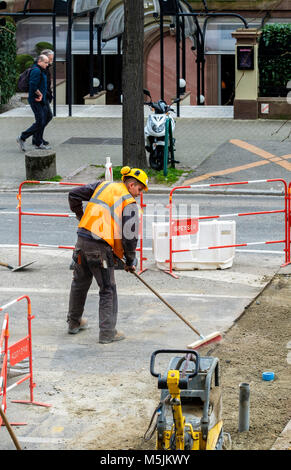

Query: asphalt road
left=0, top=191, right=286, bottom=256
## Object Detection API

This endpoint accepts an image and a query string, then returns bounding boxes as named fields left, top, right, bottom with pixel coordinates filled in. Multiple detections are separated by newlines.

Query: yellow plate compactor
left=147, top=349, right=224, bottom=451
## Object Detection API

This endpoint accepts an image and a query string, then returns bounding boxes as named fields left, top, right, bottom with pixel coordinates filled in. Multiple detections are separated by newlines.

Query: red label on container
left=172, top=218, right=199, bottom=236
left=9, top=336, right=29, bottom=366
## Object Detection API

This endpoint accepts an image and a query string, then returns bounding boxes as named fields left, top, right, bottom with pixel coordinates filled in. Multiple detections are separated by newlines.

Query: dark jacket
left=32, top=60, right=53, bottom=103
left=45, top=65, right=53, bottom=103
left=68, top=182, right=139, bottom=266
left=28, top=64, right=47, bottom=104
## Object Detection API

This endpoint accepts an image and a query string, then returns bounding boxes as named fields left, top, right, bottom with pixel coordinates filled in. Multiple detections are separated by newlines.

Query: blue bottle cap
left=262, top=371, right=274, bottom=381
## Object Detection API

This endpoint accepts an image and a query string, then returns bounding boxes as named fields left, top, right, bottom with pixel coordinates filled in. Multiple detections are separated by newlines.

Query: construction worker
left=66, top=166, right=148, bottom=344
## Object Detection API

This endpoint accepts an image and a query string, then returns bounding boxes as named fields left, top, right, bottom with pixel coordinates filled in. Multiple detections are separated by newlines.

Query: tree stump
left=25, top=150, right=57, bottom=181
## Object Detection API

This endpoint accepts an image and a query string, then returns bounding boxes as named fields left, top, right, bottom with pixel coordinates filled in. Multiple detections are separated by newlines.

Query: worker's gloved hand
left=124, top=264, right=136, bottom=273
left=124, top=257, right=137, bottom=273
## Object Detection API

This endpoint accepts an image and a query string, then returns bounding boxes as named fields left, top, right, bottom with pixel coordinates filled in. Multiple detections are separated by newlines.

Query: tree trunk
left=122, top=0, right=147, bottom=168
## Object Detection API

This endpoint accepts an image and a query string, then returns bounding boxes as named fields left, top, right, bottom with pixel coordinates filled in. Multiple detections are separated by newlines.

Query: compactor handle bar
left=150, top=349, right=200, bottom=390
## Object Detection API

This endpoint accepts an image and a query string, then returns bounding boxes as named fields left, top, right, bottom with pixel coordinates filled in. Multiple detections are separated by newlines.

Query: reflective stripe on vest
left=78, top=182, right=136, bottom=258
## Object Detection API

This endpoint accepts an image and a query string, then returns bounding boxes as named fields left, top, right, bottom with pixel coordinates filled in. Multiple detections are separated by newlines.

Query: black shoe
left=32, top=139, right=49, bottom=146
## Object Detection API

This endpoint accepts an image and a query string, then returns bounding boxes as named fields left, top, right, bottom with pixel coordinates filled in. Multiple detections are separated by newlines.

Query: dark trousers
left=67, top=236, right=118, bottom=341
left=32, top=101, right=53, bottom=144
left=21, top=100, right=47, bottom=146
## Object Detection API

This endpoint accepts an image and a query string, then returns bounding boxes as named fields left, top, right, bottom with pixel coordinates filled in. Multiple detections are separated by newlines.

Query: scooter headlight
left=152, top=123, right=165, bottom=133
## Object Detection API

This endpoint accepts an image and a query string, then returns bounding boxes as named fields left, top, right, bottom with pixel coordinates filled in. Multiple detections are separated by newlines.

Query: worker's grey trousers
left=67, top=236, right=118, bottom=341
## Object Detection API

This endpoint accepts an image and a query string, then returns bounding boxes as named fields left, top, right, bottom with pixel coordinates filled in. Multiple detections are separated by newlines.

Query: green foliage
left=0, top=18, right=17, bottom=105
left=45, top=175, right=62, bottom=182
left=16, top=54, right=34, bottom=73
left=111, top=165, right=187, bottom=185
left=35, top=41, right=54, bottom=55
left=259, top=24, right=291, bottom=97
left=154, top=168, right=186, bottom=185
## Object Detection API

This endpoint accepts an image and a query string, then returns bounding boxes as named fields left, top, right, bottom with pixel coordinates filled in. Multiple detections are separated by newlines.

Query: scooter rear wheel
left=149, top=148, right=164, bottom=171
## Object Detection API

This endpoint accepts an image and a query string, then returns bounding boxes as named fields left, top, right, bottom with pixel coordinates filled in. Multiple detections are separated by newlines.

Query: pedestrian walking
left=32, top=49, right=54, bottom=148
left=16, top=54, right=49, bottom=152
left=66, top=166, right=149, bottom=344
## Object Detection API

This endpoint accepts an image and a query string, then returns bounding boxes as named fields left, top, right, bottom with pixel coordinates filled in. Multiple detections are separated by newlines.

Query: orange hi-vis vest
left=78, top=181, right=136, bottom=259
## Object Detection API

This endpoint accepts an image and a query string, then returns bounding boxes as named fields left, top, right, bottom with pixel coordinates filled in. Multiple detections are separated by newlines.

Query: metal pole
left=89, top=11, right=94, bottom=96
left=97, top=25, right=103, bottom=89
left=181, top=14, right=186, bottom=83
left=238, top=382, right=250, bottom=432
left=160, top=12, right=164, bottom=100
left=196, top=28, right=201, bottom=105
left=66, top=0, right=73, bottom=116
left=176, top=13, right=180, bottom=117
left=117, top=35, right=122, bottom=103
left=52, top=2, right=57, bottom=116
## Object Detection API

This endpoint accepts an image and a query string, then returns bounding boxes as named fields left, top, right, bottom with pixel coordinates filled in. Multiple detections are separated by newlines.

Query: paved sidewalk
left=1, top=104, right=291, bottom=192
left=0, top=104, right=290, bottom=450
left=0, top=245, right=289, bottom=450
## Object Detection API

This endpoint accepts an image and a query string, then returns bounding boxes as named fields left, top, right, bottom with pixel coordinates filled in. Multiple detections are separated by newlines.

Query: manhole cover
left=62, top=137, right=122, bottom=145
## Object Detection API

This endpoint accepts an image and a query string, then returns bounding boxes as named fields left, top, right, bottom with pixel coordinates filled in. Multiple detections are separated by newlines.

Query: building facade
left=2, top=0, right=291, bottom=105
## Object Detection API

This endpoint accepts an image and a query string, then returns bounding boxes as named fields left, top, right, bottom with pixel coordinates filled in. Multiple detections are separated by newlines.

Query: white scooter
left=144, top=89, right=180, bottom=171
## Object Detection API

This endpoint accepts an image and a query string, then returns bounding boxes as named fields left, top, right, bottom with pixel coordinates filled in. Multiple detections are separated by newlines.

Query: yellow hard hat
left=121, top=166, right=149, bottom=191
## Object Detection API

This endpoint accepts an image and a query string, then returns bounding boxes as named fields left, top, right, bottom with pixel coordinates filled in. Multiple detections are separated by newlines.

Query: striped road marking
left=185, top=139, right=291, bottom=184
left=0, top=286, right=252, bottom=299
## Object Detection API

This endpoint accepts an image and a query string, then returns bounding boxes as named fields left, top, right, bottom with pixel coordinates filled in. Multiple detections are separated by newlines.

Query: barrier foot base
left=11, top=399, right=52, bottom=408
left=138, top=268, right=148, bottom=275
left=164, top=270, right=179, bottom=279
left=281, top=261, right=291, bottom=267
left=1, top=422, right=27, bottom=426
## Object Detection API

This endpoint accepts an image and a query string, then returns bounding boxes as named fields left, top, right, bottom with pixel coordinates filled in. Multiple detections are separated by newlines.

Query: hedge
left=0, top=18, right=17, bottom=105
left=259, top=24, right=291, bottom=97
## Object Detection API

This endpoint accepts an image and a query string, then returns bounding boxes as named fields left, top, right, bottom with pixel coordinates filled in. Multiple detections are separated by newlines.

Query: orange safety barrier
left=17, top=180, right=147, bottom=274
left=288, top=182, right=291, bottom=262
left=166, top=178, right=289, bottom=278
left=0, top=313, right=9, bottom=424
left=0, top=296, right=51, bottom=427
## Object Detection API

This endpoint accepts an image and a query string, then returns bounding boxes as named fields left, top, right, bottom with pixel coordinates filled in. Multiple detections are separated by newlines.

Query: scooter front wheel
left=149, top=148, right=164, bottom=171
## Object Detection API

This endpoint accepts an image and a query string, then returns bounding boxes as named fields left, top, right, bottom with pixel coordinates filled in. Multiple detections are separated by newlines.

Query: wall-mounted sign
left=237, top=45, right=254, bottom=70
left=261, top=103, right=269, bottom=114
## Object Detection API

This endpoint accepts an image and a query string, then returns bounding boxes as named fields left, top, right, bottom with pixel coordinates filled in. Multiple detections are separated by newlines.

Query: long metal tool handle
left=131, top=270, right=202, bottom=338
left=0, top=406, right=22, bottom=450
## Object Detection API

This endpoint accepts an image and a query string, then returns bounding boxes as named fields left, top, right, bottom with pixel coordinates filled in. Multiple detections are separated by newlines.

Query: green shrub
left=0, top=18, right=17, bottom=105
left=259, top=24, right=291, bottom=97
left=16, top=54, right=34, bottom=73
left=35, top=41, right=54, bottom=55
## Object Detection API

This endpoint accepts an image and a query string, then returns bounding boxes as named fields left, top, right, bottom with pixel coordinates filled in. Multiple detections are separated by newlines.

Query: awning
left=96, top=0, right=197, bottom=42
left=16, top=16, right=117, bottom=59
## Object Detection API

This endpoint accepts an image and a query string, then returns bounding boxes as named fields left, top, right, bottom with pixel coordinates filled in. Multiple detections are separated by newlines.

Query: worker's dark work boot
left=99, top=331, right=125, bottom=344
left=68, top=317, right=88, bottom=334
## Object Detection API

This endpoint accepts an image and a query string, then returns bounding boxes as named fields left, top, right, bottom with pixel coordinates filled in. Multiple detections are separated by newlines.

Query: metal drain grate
left=62, top=137, right=122, bottom=145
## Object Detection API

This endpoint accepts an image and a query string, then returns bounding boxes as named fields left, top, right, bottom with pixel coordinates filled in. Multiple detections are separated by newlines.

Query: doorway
left=220, top=55, right=235, bottom=105
left=73, top=54, right=122, bottom=105
left=104, top=55, right=122, bottom=105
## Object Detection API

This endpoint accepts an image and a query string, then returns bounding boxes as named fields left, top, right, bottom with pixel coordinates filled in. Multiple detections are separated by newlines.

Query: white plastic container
left=152, top=219, right=236, bottom=270
left=105, top=157, right=113, bottom=181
